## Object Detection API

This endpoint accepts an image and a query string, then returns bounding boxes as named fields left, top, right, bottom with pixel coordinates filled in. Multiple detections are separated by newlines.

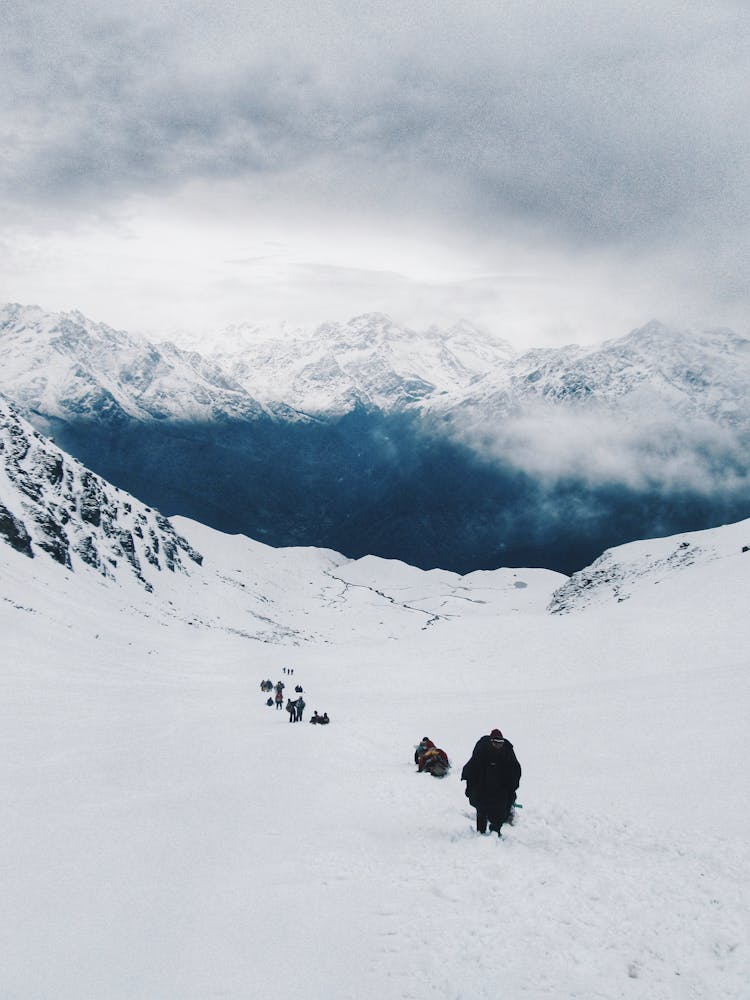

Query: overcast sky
left=2, top=0, right=748, bottom=347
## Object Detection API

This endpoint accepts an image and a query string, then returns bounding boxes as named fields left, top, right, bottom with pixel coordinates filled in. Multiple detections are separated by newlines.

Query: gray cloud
left=2, top=0, right=749, bottom=332
left=3, top=3, right=747, bottom=225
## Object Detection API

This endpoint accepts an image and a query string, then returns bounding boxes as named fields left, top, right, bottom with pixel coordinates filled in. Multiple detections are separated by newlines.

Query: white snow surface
left=2, top=490, right=749, bottom=997
left=549, top=518, right=750, bottom=613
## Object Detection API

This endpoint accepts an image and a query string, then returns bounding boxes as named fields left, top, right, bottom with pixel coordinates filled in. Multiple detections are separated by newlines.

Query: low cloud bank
left=456, top=397, right=750, bottom=498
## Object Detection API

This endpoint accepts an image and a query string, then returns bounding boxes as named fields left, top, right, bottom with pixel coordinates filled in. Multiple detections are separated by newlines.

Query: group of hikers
left=261, top=677, right=519, bottom=835
left=260, top=674, right=330, bottom=726
left=415, top=728, right=522, bottom=837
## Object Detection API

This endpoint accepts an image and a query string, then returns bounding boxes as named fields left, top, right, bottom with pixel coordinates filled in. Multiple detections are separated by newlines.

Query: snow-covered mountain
left=0, top=394, right=565, bottom=640
left=2, top=397, right=749, bottom=999
left=3, top=302, right=750, bottom=576
left=0, top=303, right=280, bottom=426
left=0, top=394, right=202, bottom=590
left=202, top=313, right=517, bottom=414
left=0, top=304, right=516, bottom=422
left=447, top=319, right=750, bottom=427
left=4, top=303, right=749, bottom=432
left=191, top=313, right=750, bottom=428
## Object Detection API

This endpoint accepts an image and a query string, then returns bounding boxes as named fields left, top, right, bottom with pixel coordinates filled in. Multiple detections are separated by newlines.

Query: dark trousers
left=475, top=791, right=512, bottom=834
left=476, top=810, right=507, bottom=834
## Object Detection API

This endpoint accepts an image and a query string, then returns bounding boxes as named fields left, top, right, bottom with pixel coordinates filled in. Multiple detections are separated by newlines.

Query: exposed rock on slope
left=0, top=395, right=202, bottom=589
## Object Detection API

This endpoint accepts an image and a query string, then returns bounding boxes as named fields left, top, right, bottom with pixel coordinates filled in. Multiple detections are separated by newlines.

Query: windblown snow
left=1, top=399, right=749, bottom=999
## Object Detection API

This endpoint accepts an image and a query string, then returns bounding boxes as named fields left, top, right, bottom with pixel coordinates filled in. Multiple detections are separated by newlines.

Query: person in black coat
left=461, top=729, right=521, bottom=836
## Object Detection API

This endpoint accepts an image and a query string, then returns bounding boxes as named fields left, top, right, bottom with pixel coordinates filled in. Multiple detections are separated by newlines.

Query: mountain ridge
left=4, top=303, right=749, bottom=428
left=3, top=303, right=750, bottom=575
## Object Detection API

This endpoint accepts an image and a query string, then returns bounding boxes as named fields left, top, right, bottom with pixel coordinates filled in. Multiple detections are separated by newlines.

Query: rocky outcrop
left=0, top=395, right=202, bottom=589
left=0, top=503, right=33, bottom=557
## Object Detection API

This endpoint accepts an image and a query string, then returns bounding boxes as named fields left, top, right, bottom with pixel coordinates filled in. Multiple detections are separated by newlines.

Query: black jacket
left=461, top=736, right=521, bottom=810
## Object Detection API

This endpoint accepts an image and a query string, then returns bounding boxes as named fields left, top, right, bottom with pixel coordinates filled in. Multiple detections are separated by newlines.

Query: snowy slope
left=0, top=395, right=203, bottom=588
left=549, top=516, right=750, bottom=612
left=1, top=412, right=749, bottom=999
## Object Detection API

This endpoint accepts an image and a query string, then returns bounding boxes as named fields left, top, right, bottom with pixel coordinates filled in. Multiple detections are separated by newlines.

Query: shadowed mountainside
left=36, top=407, right=750, bottom=575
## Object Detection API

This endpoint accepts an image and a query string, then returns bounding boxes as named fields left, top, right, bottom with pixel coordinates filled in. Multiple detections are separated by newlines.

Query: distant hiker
left=418, top=746, right=450, bottom=778
left=461, top=729, right=521, bottom=836
left=286, top=698, right=296, bottom=722
left=266, top=697, right=273, bottom=707
left=294, top=684, right=303, bottom=693
left=414, top=737, right=435, bottom=767
left=275, top=690, right=284, bottom=710
left=295, top=696, right=306, bottom=722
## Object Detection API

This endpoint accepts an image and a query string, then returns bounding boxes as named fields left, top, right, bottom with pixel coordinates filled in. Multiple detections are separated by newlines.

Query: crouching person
left=419, top=746, right=451, bottom=778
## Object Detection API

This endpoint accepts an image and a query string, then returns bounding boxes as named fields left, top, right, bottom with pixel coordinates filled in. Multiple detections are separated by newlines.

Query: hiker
left=295, top=696, right=305, bottom=722
left=418, top=746, right=450, bottom=778
left=286, top=698, right=296, bottom=722
left=275, top=690, right=284, bottom=710
left=294, top=684, right=303, bottom=693
left=414, top=737, right=435, bottom=767
left=266, top=697, right=273, bottom=707
left=310, top=711, right=322, bottom=724
left=461, top=729, right=521, bottom=836
left=319, top=712, right=329, bottom=724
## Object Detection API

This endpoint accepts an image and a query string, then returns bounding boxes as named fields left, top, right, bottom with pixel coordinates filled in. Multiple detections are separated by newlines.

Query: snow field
left=1, top=521, right=749, bottom=999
